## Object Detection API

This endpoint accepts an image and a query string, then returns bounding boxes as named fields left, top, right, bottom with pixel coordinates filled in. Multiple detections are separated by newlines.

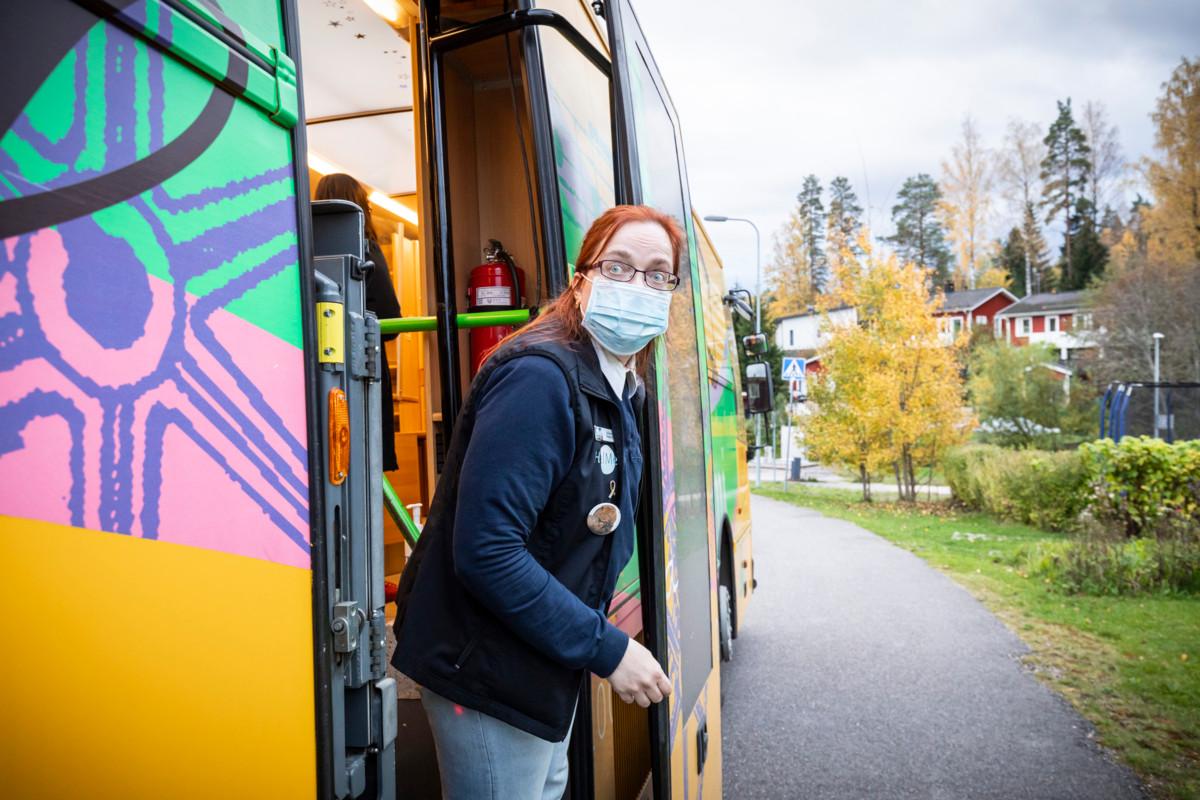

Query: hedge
left=943, top=444, right=1089, bottom=532
left=1079, top=437, right=1200, bottom=536
left=945, top=438, right=1200, bottom=535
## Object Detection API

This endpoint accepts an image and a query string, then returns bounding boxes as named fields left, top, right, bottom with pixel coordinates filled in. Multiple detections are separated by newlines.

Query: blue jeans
left=421, top=687, right=576, bottom=800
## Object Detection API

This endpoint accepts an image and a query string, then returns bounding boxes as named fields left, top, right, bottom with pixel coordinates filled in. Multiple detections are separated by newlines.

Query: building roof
left=774, top=304, right=855, bottom=322
left=996, top=290, right=1087, bottom=316
left=936, top=287, right=1016, bottom=314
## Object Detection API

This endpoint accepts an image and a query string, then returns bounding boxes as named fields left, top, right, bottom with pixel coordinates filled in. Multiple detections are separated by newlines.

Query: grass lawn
left=756, top=484, right=1200, bottom=800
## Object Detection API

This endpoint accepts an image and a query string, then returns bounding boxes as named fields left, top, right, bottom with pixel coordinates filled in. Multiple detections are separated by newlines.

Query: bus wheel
left=718, top=584, right=733, bottom=663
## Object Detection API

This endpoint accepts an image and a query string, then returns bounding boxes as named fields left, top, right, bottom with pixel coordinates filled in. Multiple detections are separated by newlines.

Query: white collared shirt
left=591, top=339, right=638, bottom=400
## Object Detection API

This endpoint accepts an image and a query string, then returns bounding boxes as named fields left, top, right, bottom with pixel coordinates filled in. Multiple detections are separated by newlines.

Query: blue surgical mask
left=580, top=275, right=672, bottom=356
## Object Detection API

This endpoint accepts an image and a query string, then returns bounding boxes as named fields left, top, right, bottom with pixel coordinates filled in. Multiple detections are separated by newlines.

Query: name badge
left=594, top=425, right=614, bottom=443
left=587, top=502, right=621, bottom=536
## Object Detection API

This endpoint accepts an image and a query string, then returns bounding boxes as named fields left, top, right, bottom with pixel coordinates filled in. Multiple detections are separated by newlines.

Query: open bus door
left=605, top=2, right=723, bottom=797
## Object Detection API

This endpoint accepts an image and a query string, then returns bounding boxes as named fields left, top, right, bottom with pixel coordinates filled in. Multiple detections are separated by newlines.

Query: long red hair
left=488, top=205, right=686, bottom=373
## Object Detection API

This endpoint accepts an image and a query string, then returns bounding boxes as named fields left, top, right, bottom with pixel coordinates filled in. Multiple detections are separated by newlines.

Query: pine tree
left=1062, top=197, right=1108, bottom=289
left=1040, top=99, right=1092, bottom=286
left=887, top=174, right=954, bottom=286
left=797, top=175, right=828, bottom=292
left=826, top=176, right=863, bottom=277
left=1020, top=201, right=1050, bottom=294
left=998, top=227, right=1028, bottom=296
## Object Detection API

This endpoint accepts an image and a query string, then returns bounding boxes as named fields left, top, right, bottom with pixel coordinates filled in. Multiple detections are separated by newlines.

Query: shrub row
left=946, top=437, right=1200, bottom=595
left=945, top=437, right=1200, bottom=534
left=1079, top=437, right=1200, bottom=536
left=942, top=444, right=1089, bottom=532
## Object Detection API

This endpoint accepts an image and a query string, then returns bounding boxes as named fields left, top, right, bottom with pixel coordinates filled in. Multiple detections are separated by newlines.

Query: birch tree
left=1081, top=100, right=1125, bottom=218
left=804, top=239, right=971, bottom=502
left=939, top=115, right=994, bottom=289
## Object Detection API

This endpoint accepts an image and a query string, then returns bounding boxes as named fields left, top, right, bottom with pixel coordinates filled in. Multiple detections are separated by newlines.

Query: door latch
left=331, top=601, right=365, bottom=653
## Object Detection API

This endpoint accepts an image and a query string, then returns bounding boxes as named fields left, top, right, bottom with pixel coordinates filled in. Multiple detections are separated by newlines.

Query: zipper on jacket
left=453, top=635, right=480, bottom=671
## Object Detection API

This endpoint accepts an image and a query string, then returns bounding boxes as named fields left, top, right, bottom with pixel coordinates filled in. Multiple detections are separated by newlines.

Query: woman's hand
left=608, top=638, right=672, bottom=707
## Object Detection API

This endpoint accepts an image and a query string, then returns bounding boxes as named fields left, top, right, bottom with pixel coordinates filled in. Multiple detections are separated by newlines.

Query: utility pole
left=1153, top=332, right=1164, bottom=439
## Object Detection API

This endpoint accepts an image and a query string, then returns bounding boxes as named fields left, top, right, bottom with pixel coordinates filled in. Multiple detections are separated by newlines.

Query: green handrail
left=377, top=308, right=531, bottom=335
left=381, top=476, right=421, bottom=549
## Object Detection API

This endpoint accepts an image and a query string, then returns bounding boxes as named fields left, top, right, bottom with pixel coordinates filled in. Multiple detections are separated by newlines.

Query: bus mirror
left=744, top=361, right=773, bottom=415
left=742, top=333, right=767, bottom=356
left=723, top=292, right=753, bottom=322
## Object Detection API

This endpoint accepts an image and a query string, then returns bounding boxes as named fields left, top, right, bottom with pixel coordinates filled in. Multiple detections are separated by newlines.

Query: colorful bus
left=0, top=0, right=756, bottom=797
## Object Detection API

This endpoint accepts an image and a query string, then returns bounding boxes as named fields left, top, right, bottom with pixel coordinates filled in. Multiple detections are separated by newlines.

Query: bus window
left=626, top=46, right=715, bottom=716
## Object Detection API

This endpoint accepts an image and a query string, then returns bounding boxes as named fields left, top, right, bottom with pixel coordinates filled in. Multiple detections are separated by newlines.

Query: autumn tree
left=826, top=176, right=863, bottom=275
left=803, top=238, right=971, bottom=501
left=1040, top=99, right=1096, bottom=288
left=887, top=174, right=954, bottom=286
left=1144, top=57, right=1200, bottom=263
left=940, top=115, right=995, bottom=290
left=766, top=208, right=815, bottom=315
left=766, top=175, right=827, bottom=313
left=1084, top=254, right=1200, bottom=386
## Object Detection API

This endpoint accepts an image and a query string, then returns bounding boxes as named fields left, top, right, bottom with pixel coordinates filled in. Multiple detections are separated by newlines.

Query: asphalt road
left=721, top=494, right=1146, bottom=800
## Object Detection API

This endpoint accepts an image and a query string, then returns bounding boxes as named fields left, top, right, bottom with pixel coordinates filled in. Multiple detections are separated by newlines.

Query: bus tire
left=718, top=583, right=733, bottom=663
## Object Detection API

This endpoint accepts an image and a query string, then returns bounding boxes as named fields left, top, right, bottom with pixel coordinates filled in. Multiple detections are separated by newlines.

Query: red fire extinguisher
left=466, top=239, right=526, bottom=375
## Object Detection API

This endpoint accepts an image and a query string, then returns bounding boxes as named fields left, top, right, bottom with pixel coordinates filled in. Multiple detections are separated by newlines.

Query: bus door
left=605, top=1, right=723, bottom=798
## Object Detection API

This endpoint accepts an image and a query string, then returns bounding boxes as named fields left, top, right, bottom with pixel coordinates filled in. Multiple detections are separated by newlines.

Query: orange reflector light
left=328, top=388, right=350, bottom=485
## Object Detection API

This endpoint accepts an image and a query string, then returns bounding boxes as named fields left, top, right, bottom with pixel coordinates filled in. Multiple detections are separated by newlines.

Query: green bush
left=1017, top=533, right=1200, bottom=596
left=944, top=444, right=1089, bottom=531
left=1080, top=437, right=1200, bottom=536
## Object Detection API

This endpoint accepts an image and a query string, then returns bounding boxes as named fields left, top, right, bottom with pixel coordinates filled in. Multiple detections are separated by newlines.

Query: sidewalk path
left=721, top=494, right=1145, bottom=799
left=752, top=460, right=953, bottom=496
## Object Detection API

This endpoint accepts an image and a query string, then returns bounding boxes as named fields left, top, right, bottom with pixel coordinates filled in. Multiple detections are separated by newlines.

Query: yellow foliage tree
left=1144, top=57, right=1200, bottom=264
left=803, top=237, right=973, bottom=501
left=766, top=206, right=818, bottom=316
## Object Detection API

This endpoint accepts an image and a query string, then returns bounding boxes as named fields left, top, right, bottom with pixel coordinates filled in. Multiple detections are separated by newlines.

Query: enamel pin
left=586, top=502, right=621, bottom=536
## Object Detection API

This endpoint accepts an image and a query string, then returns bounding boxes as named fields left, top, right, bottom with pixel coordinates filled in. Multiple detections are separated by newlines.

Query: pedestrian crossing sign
left=781, top=357, right=805, bottom=381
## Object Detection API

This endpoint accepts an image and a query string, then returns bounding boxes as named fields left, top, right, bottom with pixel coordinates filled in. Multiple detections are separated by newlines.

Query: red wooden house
left=994, top=290, right=1095, bottom=360
left=933, top=287, right=1018, bottom=343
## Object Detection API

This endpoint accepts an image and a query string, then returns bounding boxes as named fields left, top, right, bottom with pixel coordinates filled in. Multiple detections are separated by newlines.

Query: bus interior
left=297, top=1, right=657, bottom=796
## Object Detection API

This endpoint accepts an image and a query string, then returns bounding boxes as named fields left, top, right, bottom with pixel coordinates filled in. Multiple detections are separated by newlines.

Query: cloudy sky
left=629, top=0, right=1200, bottom=291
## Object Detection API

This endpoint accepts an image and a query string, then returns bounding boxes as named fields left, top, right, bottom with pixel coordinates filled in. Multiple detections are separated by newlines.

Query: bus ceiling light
left=363, top=0, right=404, bottom=25
left=328, top=388, right=350, bottom=486
left=369, top=190, right=419, bottom=227
left=307, top=150, right=419, bottom=227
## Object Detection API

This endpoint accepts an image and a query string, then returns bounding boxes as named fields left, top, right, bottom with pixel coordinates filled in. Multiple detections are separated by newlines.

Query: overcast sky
left=630, top=0, right=1200, bottom=292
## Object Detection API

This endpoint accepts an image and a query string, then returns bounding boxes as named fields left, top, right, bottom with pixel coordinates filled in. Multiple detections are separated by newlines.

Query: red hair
left=487, top=205, right=686, bottom=373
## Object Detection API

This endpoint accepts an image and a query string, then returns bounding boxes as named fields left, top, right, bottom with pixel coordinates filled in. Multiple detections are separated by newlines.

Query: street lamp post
left=704, top=214, right=763, bottom=486
left=1153, top=332, right=1164, bottom=439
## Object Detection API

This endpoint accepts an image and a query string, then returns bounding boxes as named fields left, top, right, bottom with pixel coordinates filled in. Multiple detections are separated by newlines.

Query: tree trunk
left=859, top=463, right=872, bottom=503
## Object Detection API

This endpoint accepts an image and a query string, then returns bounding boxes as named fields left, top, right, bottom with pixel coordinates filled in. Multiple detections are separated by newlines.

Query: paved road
left=721, top=495, right=1145, bottom=800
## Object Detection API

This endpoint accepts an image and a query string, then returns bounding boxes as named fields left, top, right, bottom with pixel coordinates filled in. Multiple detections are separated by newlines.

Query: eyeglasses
left=585, top=259, right=680, bottom=292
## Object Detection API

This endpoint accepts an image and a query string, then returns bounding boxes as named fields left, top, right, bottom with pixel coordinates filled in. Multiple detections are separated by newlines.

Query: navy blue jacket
left=391, top=332, right=643, bottom=741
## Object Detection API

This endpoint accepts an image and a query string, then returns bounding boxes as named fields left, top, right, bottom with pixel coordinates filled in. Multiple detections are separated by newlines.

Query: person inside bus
left=313, top=173, right=403, bottom=472
left=392, top=205, right=680, bottom=799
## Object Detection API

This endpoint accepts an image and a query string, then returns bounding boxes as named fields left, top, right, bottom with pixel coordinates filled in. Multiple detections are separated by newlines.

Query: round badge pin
left=586, top=502, right=621, bottom=536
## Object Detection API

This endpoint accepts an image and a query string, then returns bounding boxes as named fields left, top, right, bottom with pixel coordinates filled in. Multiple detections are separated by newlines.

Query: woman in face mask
left=391, top=205, right=682, bottom=799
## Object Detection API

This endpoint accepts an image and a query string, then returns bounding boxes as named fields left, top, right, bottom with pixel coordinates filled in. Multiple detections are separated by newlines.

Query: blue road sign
left=781, top=357, right=805, bottom=381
